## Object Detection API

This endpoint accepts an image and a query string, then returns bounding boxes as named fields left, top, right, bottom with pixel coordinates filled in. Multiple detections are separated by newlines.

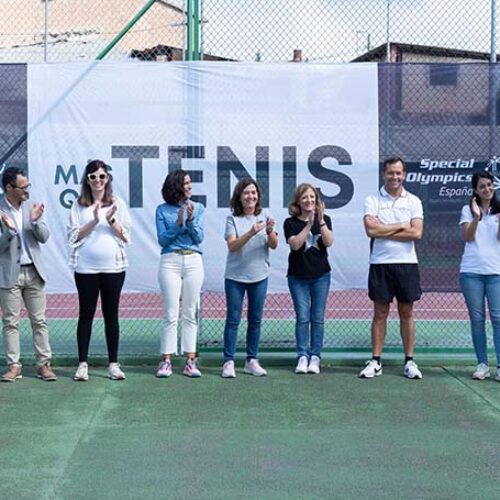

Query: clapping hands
left=0, top=211, right=15, bottom=231
left=106, top=204, right=117, bottom=224
left=266, top=216, right=276, bottom=234
left=30, top=203, right=45, bottom=222
left=471, top=198, right=481, bottom=220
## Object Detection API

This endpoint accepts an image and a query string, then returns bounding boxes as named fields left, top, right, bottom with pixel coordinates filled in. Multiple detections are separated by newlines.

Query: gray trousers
left=0, top=265, right=51, bottom=367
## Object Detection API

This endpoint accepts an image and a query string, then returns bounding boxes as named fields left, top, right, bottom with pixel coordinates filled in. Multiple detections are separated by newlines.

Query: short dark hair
left=383, top=156, right=406, bottom=172
left=229, top=178, right=263, bottom=216
left=2, top=167, right=26, bottom=190
left=162, top=169, right=188, bottom=205
left=471, top=171, right=500, bottom=216
left=77, top=160, right=114, bottom=207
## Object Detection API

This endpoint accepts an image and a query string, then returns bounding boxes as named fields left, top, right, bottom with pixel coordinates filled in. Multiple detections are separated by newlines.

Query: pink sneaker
left=156, top=360, right=173, bottom=378
left=183, top=358, right=201, bottom=378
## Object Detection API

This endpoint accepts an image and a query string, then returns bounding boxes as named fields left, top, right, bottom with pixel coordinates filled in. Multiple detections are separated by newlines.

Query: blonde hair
left=288, top=183, right=321, bottom=217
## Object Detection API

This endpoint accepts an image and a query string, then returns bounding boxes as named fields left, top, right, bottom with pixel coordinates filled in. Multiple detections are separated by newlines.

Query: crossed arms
left=364, top=215, right=423, bottom=242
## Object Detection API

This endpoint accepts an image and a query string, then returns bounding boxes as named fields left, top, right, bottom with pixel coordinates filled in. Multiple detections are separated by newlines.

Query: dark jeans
left=75, top=272, right=126, bottom=363
left=223, top=278, right=268, bottom=361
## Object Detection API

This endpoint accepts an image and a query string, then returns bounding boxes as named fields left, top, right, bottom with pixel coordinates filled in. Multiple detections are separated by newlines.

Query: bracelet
left=108, top=217, right=116, bottom=225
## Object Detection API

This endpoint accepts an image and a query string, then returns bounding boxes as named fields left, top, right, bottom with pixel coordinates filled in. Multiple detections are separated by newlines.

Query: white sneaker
left=307, top=355, right=321, bottom=374
left=359, top=359, right=382, bottom=378
left=244, top=358, right=267, bottom=377
left=108, top=362, right=126, bottom=380
left=222, top=360, right=236, bottom=378
left=295, top=356, right=308, bottom=374
left=156, top=360, right=173, bottom=378
left=403, top=360, right=422, bottom=379
left=472, top=363, right=490, bottom=380
left=74, top=362, right=88, bottom=382
left=495, top=367, right=500, bottom=382
left=183, top=358, right=202, bottom=378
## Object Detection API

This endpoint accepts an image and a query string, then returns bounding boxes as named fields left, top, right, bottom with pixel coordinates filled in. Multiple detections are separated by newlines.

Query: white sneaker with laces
left=307, top=355, right=321, bottom=374
left=108, top=362, right=126, bottom=380
left=74, top=362, right=89, bottom=382
left=156, top=360, right=173, bottom=378
left=359, top=359, right=382, bottom=378
left=295, top=356, right=308, bottom=374
left=472, top=363, right=490, bottom=380
left=183, top=358, right=202, bottom=378
left=403, top=360, right=422, bottom=379
left=222, top=360, right=236, bottom=378
left=495, top=367, right=500, bottom=382
left=244, top=358, right=267, bottom=377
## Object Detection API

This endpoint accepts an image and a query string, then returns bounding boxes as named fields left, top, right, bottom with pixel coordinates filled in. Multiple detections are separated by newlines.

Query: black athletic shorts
left=368, top=263, right=422, bottom=304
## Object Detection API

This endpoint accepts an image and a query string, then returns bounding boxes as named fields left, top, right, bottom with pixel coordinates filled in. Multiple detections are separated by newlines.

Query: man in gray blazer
left=0, top=167, right=56, bottom=381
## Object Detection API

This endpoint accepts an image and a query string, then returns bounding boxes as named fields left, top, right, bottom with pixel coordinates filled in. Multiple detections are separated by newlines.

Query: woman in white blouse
left=67, top=160, right=131, bottom=382
left=459, top=171, right=500, bottom=381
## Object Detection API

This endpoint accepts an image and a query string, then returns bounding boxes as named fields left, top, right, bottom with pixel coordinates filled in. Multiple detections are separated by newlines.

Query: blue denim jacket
left=155, top=202, right=204, bottom=254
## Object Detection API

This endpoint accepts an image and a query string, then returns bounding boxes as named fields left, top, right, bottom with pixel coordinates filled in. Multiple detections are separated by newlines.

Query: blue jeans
left=288, top=272, right=331, bottom=359
left=460, top=273, right=500, bottom=365
left=223, top=278, right=268, bottom=361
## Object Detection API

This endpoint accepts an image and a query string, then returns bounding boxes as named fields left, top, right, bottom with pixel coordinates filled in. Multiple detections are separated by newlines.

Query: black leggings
left=75, top=272, right=126, bottom=363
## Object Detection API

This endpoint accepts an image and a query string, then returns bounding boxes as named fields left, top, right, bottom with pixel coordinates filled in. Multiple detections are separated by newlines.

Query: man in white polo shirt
left=359, top=156, right=424, bottom=379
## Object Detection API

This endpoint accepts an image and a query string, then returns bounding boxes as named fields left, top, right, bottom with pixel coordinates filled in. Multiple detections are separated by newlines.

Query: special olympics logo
left=486, top=157, right=500, bottom=190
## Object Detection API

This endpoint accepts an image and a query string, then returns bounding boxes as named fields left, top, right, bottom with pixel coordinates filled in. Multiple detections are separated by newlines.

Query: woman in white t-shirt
left=459, top=171, right=500, bottom=381
left=221, top=178, right=278, bottom=379
left=67, top=160, right=131, bottom=382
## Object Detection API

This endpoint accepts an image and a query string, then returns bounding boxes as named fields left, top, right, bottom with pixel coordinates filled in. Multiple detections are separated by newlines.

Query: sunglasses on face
left=87, top=173, right=107, bottom=181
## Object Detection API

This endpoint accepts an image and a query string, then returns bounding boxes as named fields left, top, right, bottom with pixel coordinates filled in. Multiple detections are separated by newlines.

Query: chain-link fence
left=1, top=2, right=500, bottom=359
left=202, top=0, right=493, bottom=63
left=0, top=1, right=497, bottom=63
left=0, top=0, right=185, bottom=63
left=2, top=62, right=499, bottom=358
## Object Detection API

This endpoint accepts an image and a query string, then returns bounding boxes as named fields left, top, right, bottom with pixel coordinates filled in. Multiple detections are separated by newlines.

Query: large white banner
left=27, top=61, right=378, bottom=293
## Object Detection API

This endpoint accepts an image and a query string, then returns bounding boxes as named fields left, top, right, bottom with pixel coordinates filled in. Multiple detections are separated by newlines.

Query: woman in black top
left=284, top=183, right=333, bottom=374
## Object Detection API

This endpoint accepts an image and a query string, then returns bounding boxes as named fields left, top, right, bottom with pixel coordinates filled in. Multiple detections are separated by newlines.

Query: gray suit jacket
left=0, top=198, right=50, bottom=288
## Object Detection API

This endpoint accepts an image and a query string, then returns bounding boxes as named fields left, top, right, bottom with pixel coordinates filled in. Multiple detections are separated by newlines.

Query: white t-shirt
left=364, top=187, right=423, bottom=264
left=459, top=205, right=500, bottom=275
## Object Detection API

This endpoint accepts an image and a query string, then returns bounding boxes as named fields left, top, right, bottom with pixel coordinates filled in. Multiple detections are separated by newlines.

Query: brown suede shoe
left=1, top=364, right=22, bottom=382
left=37, top=363, right=57, bottom=381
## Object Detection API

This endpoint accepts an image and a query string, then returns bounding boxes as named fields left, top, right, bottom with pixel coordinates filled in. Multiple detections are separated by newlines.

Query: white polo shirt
left=459, top=205, right=500, bottom=275
left=364, top=186, right=423, bottom=264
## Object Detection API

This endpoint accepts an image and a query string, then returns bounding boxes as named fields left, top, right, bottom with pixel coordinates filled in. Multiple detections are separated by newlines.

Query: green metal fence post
left=96, top=0, right=158, bottom=60
left=186, top=0, right=200, bottom=61
left=186, top=0, right=193, bottom=60
left=193, top=0, right=200, bottom=61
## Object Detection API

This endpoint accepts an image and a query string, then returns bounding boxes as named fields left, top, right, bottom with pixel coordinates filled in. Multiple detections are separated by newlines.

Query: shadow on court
left=1, top=360, right=500, bottom=499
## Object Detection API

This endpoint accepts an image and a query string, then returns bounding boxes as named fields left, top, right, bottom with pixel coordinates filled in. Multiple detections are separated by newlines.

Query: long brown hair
left=470, top=171, right=500, bottom=218
left=78, top=160, right=114, bottom=207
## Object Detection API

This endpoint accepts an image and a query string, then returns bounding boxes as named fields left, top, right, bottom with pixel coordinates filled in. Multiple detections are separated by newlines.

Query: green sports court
left=2, top=0, right=500, bottom=498
left=2, top=355, right=500, bottom=499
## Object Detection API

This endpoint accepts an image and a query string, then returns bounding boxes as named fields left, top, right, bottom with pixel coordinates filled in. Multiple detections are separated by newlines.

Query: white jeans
left=158, top=252, right=204, bottom=355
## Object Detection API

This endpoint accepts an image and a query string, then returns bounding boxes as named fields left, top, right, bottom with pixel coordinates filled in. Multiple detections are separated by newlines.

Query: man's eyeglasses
left=12, top=183, right=31, bottom=192
left=87, top=173, right=107, bottom=181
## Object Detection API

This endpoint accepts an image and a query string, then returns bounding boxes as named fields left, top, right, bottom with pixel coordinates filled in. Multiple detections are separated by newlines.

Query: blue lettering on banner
left=54, top=144, right=357, bottom=210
